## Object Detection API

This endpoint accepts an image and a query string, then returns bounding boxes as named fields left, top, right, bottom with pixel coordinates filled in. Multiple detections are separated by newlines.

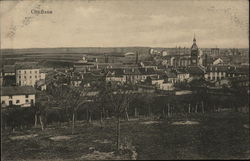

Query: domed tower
left=190, top=36, right=199, bottom=65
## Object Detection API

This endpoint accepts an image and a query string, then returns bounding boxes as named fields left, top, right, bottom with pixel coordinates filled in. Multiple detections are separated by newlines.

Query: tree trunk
left=188, top=104, right=191, bottom=113
left=162, top=106, right=165, bottom=119
left=116, top=115, right=121, bottom=152
left=106, top=110, right=109, bottom=118
left=72, top=112, right=75, bottom=135
left=100, top=111, right=103, bottom=123
left=201, top=101, right=204, bottom=114
left=148, top=105, right=151, bottom=117
left=34, top=114, right=38, bottom=127
left=102, top=107, right=105, bottom=119
left=125, top=108, right=129, bottom=121
left=88, top=112, right=92, bottom=123
left=167, top=103, right=170, bottom=117
left=134, top=107, right=137, bottom=118
left=39, top=115, right=44, bottom=131
left=100, top=111, right=103, bottom=127
left=195, top=103, right=198, bottom=113
left=86, top=108, right=89, bottom=121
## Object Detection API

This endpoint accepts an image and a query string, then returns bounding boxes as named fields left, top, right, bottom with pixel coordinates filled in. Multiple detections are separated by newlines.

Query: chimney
left=135, top=52, right=138, bottom=64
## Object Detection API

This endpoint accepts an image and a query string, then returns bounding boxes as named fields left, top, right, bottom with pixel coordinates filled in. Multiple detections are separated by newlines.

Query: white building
left=161, top=51, right=168, bottom=56
left=212, top=58, right=224, bottom=65
left=1, top=86, right=36, bottom=108
left=204, top=66, right=228, bottom=81
left=16, top=67, right=46, bottom=87
left=161, top=82, right=175, bottom=91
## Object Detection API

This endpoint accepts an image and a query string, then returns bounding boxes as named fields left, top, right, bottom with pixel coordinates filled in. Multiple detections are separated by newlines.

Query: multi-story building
left=211, top=48, right=220, bottom=56
left=204, top=66, right=229, bottom=81
left=1, top=86, right=36, bottom=108
left=16, top=67, right=45, bottom=87
left=105, top=68, right=127, bottom=84
left=205, top=65, right=249, bottom=81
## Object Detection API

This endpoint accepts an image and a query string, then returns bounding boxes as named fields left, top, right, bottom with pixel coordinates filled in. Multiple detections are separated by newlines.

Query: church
left=161, top=36, right=204, bottom=68
left=190, top=36, right=203, bottom=66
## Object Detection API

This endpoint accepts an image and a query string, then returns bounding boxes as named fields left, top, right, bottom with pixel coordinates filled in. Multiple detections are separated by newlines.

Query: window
left=19, top=76, right=21, bottom=79
left=35, top=71, right=37, bottom=74
left=19, top=70, right=21, bottom=73
left=19, top=81, right=21, bottom=85
left=25, top=99, right=29, bottom=103
left=9, top=100, right=13, bottom=105
left=9, top=96, right=12, bottom=99
left=24, top=76, right=26, bottom=79
left=30, top=76, right=32, bottom=79
left=2, top=101, right=5, bottom=104
left=35, top=76, right=37, bottom=79
left=31, top=99, right=34, bottom=104
left=30, top=71, right=32, bottom=74
left=16, top=100, right=20, bottom=104
left=25, top=95, right=29, bottom=98
left=24, top=71, right=26, bottom=74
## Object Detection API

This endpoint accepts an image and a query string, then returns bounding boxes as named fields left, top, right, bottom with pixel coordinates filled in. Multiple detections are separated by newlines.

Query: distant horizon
left=1, top=45, right=249, bottom=50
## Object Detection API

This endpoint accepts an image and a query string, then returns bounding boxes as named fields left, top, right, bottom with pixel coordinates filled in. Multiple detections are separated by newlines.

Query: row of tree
left=2, top=78, right=249, bottom=152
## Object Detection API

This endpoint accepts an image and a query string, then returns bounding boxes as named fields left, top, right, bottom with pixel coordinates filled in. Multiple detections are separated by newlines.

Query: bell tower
left=190, top=35, right=199, bottom=65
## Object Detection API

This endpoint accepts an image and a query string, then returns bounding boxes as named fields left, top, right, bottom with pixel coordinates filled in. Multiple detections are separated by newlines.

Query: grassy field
left=1, top=112, right=250, bottom=160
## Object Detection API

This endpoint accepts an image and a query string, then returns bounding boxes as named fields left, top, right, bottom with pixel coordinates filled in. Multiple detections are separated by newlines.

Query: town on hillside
left=1, top=37, right=249, bottom=160
left=1, top=0, right=249, bottom=160
left=1, top=37, right=249, bottom=108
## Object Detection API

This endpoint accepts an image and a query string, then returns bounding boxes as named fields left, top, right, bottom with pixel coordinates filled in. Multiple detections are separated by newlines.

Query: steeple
left=190, top=34, right=199, bottom=66
left=193, top=33, right=196, bottom=43
left=191, top=34, right=198, bottom=51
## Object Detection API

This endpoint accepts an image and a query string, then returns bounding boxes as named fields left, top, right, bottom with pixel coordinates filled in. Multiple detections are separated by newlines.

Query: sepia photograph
left=0, top=0, right=249, bottom=160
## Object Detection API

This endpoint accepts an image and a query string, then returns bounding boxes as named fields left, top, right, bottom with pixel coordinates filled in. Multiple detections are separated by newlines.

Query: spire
left=193, top=33, right=196, bottom=43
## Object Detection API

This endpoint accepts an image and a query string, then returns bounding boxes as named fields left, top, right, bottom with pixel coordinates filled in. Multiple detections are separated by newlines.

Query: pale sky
left=0, top=0, right=249, bottom=49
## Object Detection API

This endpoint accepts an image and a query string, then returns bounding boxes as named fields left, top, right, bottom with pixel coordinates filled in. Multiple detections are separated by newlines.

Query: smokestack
left=135, top=52, right=138, bottom=64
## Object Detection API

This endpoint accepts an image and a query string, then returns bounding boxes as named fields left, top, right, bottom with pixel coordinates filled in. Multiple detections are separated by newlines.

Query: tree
left=99, top=83, right=134, bottom=152
left=50, top=84, right=91, bottom=134
left=35, top=91, right=51, bottom=131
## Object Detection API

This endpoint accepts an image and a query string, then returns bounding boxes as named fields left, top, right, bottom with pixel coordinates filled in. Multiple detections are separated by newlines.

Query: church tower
left=190, top=35, right=199, bottom=66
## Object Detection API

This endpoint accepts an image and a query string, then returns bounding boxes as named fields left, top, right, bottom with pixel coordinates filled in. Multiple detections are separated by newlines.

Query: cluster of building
left=1, top=36, right=249, bottom=108
left=1, top=63, right=47, bottom=107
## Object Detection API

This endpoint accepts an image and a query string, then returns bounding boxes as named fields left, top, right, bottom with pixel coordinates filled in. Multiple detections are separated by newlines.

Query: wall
left=16, top=69, right=41, bottom=86
left=1, top=94, right=35, bottom=107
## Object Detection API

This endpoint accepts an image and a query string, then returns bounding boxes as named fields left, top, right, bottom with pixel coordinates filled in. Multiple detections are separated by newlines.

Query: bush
left=1, top=106, right=35, bottom=130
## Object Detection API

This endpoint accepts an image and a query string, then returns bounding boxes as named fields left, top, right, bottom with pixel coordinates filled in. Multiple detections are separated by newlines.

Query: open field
left=1, top=112, right=249, bottom=160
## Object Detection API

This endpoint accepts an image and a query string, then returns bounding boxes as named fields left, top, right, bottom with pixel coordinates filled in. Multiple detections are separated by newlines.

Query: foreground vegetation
left=2, top=111, right=249, bottom=160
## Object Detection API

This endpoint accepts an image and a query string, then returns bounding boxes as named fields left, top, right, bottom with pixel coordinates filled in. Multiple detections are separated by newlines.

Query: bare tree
left=35, top=91, right=50, bottom=131
left=102, top=83, right=134, bottom=152
left=50, top=84, right=91, bottom=134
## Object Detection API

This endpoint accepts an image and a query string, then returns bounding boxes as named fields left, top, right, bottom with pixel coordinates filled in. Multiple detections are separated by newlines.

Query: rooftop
left=138, top=68, right=157, bottom=75
left=3, top=65, right=15, bottom=73
left=1, top=86, right=36, bottom=96
left=187, top=66, right=206, bottom=75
